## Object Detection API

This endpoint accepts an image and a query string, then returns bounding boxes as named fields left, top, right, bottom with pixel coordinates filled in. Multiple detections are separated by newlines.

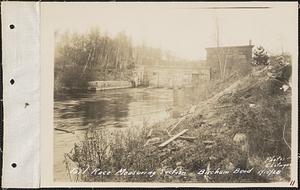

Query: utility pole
left=215, top=16, right=220, bottom=47
left=280, top=36, right=284, bottom=55
left=214, top=16, right=223, bottom=79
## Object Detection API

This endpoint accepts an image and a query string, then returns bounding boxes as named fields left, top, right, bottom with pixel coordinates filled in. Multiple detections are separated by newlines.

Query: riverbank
left=54, top=88, right=182, bottom=181
left=64, top=62, right=292, bottom=183
left=87, top=81, right=133, bottom=91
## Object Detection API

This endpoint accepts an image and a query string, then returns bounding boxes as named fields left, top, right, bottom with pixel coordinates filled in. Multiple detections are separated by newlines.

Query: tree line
left=54, top=28, right=180, bottom=93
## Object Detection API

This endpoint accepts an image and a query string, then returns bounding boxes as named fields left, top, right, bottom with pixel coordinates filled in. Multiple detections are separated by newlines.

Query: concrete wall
left=88, top=81, right=132, bottom=90
left=142, top=64, right=210, bottom=88
left=133, top=65, right=145, bottom=87
left=206, top=45, right=253, bottom=79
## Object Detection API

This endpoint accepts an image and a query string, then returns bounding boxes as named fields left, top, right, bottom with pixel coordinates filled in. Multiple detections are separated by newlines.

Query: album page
left=1, top=2, right=298, bottom=188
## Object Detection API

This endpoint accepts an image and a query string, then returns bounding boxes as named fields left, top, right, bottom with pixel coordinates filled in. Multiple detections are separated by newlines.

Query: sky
left=43, top=2, right=298, bottom=60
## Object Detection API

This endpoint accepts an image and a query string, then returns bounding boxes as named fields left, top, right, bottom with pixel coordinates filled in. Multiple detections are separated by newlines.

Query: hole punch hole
left=25, top=103, right=29, bottom=108
left=10, top=79, right=15, bottom=85
left=11, top=163, right=17, bottom=168
left=9, top=24, right=15, bottom=29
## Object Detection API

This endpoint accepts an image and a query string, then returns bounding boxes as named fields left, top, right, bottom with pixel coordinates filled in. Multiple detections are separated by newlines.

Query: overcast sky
left=43, top=2, right=298, bottom=60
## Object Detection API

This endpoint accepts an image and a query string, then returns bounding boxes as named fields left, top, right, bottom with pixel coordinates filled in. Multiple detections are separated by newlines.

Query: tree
left=253, top=46, right=269, bottom=65
left=54, top=28, right=189, bottom=92
left=214, top=17, right=231, bottom=79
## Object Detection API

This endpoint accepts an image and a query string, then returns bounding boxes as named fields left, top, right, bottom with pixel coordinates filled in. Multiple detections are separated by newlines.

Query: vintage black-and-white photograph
left=52, top=3, right=297, bottom=184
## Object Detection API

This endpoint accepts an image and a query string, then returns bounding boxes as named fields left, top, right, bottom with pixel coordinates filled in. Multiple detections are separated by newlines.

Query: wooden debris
left=204, top=140, right=217, bottom=149
left=188, top=105, right=197, bottom=114
left=168, top=119, right=179, bottom=127
left=203, top=140, right=216, bottom=145
left=77, top=126, right=104, bottom=131
left=214, top=105, right=233, bottom=109
left=76, top=126, right=91, bottom=131
left=166, top=129, right=196, bottom=141
left=179, top=136, right=197, bottom=141
left=76, top=123, right=93, bottom=131
left=147, top=129, right=153, bottom=139
left=54, top=128, right=74, bottom=134
left=144, top=137, right=160, bottom=147
left=144, top=140, right=150, bottom=147
left=169, top=116, right=187, bottom=133
left=166, top=131, right=197, bottom=140
left=158, top=129, right=188, bottom=148
left=217, top=92, right=233, bottom=101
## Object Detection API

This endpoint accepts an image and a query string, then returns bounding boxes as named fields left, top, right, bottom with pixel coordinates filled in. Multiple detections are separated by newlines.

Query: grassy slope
left=66, top=62, right=292, bottom=183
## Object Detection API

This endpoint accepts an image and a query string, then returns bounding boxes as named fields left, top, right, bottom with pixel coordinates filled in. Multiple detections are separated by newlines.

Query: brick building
left=206, top=44, right=254, bottom=79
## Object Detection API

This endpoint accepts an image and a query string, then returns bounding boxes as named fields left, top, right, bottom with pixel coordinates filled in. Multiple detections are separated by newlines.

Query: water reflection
left=54, top=88, right=178, bottom=130
left=54, top=87, right=200, bottom=181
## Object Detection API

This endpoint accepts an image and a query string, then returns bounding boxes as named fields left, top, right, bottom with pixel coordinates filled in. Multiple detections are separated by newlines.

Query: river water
left=54, top=87, right=198, bottom=181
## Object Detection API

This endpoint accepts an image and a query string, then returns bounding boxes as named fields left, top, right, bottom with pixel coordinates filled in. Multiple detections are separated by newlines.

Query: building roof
left=205, top=45, right=254, bottom=50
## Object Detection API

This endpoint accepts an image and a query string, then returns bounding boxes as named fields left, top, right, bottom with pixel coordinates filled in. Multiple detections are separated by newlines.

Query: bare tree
left=214, top=17, right=231, bottom=79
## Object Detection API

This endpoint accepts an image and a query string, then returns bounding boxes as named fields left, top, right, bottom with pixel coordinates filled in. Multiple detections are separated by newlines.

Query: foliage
left=253, top=46, right=270, bottom=65
left=54, top=29, right=180, bottom=94
left=66, top=127, right=163, bottom=182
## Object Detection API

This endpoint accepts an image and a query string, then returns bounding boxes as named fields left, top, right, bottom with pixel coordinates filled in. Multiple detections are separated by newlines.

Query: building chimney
left=249, top=39, right=252, bottom=46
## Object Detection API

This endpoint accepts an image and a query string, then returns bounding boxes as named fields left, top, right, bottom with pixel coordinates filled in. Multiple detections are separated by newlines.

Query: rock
left=280, top=84, right=289, bottom=92
left=205, top=145, right=214, bottom=149
left=233, top=133, right=246, bottom=142
left=249, top=103, right=256, bottom=108
left=233, top=133, right=249, bottom=153
left=188, top=173, right=196, bottom=178
left=219, top=127, right=228, bottom=133
left=226, top=162, right=235, bottom=171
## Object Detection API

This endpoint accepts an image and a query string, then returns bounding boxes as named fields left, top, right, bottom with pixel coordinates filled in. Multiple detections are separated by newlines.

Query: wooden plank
left=169, top=116, right=186, bottom=133
left=158, top=129, right=188, bottom=148
left=144, top=137, right=160, bottom=147
left=179, top=136, right=197, bottom=140
left=54, top=128, right=74, bottom=134
left=203, top=140, right=216, bottom=144
left=166, top=130, right=196, bottom=141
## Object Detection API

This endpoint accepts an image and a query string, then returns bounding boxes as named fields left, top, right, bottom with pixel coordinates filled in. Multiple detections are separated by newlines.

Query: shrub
left=253, top=46, right=269, bottom=65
